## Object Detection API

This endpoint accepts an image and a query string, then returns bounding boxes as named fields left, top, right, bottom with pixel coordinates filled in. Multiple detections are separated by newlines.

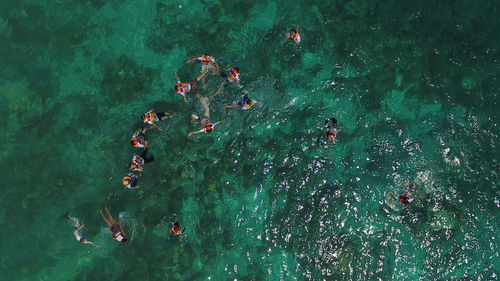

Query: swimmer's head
left=79, top=238, right=85, bottom=244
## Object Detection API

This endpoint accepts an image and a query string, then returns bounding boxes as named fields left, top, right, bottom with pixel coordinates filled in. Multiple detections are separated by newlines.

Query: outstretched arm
left=86, top=241, right=100, bottom=248
left=188, top=129, right=204, bottom=136
left=214, top=61, right=219, bottom=72
left=186, top=57, right=198, bottom=63
left=224, top=104, right=239, bottom=109
left=388, top=191, right=397, bottom=200
left=149, top=123, right=163, bottom=132
left=214, top=121, right=222, bottom=126
left=174, top=72, right=181, bottom=82
left=210, top=84, right=225, bottom=99
left=196, top=70, right=209, bottom=81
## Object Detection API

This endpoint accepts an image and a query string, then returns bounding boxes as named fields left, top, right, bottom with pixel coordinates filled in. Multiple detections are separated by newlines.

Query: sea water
left=0, top=0, right=499, bottom=280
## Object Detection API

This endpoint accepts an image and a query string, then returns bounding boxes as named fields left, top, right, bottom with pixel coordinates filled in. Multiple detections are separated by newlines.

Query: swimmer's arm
left=174, top=72, right=181, bottom=82
left=214, top=60, right=219, bottom=71
left=86, top=241, right=100, bottom=248
left=188, top=129, right=204, bottom=136
left=183, top=95, right=187, bottom=103
left=213, top=121, right=222, bottom=127
left=388, top=191, right=397, bottom=200
left=255, top=100, right=263, bottom=106
left=413, top=195, right=422, bottom=200
left=224, top=104, right=239, bottom=109
left=150, top=123, right=163, bottom=132
left=186, top=57, right=199, bottom=63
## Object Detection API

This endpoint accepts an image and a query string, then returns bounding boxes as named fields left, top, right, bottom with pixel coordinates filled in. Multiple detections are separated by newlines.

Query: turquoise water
left=1, top=0, right=499, bottom=280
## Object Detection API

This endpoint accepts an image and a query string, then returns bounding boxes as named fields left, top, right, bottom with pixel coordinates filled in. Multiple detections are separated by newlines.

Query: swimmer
left=170, top=214, right=186, bottom=237
left=174, top=71, right=209, bottom=104
left=188, top=117, right=222, bottom=136
left=100, top=207, right=128, bottom=243
left=325, top=118, right=338, bottom=141
left=224, top=90, right=262, bottom=110
left=186, top=54, right=220, bottom=88
left=130, top=148, right=154, bottom=173
left=285, top=27, right=301, bottom=44
left=66, top=214, right=99, bottom=248
left=130, top=128, right=148, bottom=148
left=210, top=67, right=241, bottom=99
left=388, top=180, right=422, bottom=206
left=141, top=109, right=174, bottom=131
left=122, top=172, right=139, bottom=189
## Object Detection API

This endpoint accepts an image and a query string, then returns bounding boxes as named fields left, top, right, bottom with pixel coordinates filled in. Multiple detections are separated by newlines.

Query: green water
left=1, top=0, right=499, bottom=280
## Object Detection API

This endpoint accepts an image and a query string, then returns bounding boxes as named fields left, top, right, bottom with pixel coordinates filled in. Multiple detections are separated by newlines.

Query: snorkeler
left=325, top=118, right=338, bottom=141
left=141, top=109, right=175, bottom=131
left=170, top=214, right=186, bottom=237
left=210, top=67, right=241, bottom=99
left=188, top=117, right=222, bottom=136
left=224, top=90, right=262, bottom=110
left=100, top=207, right=128, bottom=243
left=130, top=148, right=154, bottom=173
left=285, top=27, right=301, bottom=44
left=66, top=215, right=99, bottom=248
left=186, top=54, right=220, bottom=74
left=174, top=71, right=209, bottom=104
left=388, top=180, right=422, bottom=206
left=130, top=128, right=148, bottom=148
left=122, top=172, right=139, bottom=189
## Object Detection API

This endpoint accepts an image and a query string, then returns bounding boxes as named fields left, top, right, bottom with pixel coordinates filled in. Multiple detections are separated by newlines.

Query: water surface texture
left=1, top=0, right=499, bottom=280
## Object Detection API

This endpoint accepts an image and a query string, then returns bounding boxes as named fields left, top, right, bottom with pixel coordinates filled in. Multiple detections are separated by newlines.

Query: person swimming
left=141, top=109, right=174, bottom=131
left=186, top=54, right=220, bottom=74
left=210, top=67, right=241, bottom=99
left=224, top=90, right=262, bottom=110
left=100, top=207, right=127, bottom=243
left=66, top=214, right=99, bottom=248
left=325, top=118, right=338, bottom=141
left=174, top=71, right=209, bottom=104
left=188, top=117, right=222, bottom=136
left=130, top=148, right=154, bottom=173
left=388, top=180, right=422, bottom=206
left=285, top=27, right=301, bottom=44
left=130, top=128, right=148, bottom=148
left=170, top=214, right=186, bottom=237
left=122, top=172, right=139, bottom=189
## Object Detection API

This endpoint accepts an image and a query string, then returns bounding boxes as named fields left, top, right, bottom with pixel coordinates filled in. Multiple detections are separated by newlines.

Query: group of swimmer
left=67, top=27, right=420, bottom=248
